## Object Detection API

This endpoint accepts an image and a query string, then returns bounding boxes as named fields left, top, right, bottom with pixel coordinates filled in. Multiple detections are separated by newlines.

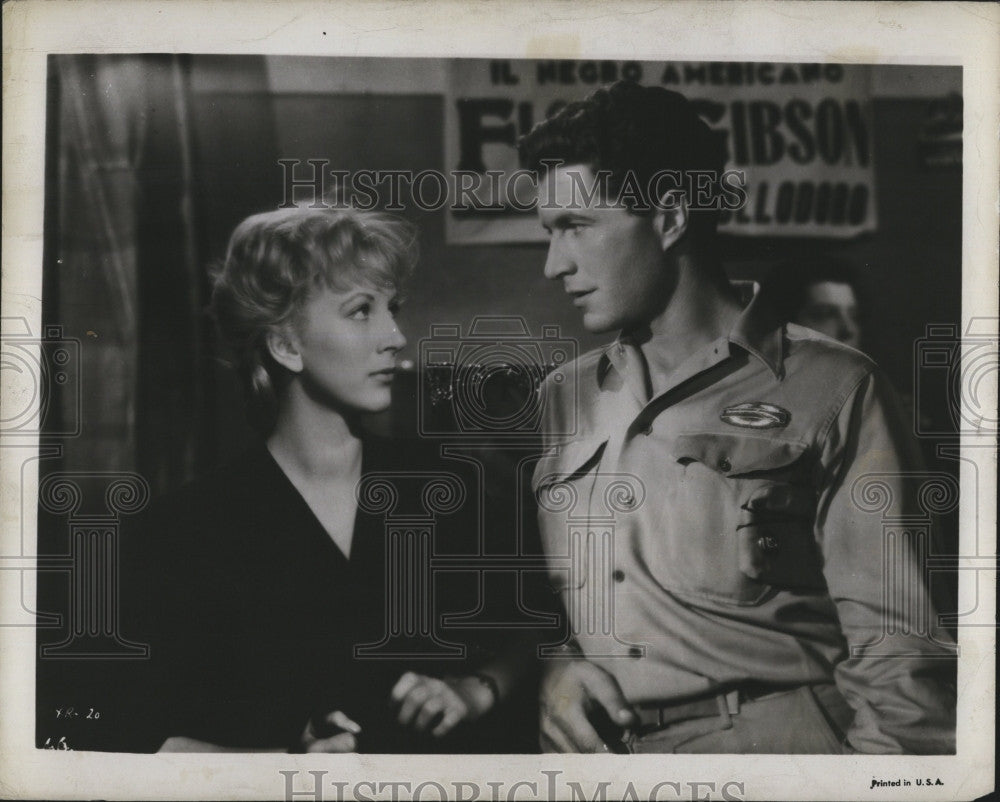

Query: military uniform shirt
left=532, top=289, right=956, bottom=754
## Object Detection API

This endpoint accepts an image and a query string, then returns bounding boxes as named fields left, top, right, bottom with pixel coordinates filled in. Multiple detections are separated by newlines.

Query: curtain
left=47, top=54, right=207, bottom=496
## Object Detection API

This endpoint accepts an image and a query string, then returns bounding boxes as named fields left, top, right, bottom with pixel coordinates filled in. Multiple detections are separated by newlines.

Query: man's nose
left=837, top=314, right=860, bottom=344
left=543, top=238, right=575, bottom=281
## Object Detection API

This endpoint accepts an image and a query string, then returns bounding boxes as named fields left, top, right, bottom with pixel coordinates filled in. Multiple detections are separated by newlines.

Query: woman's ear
left=265, top=328, right=304, bottom=374
left=652, top=190, right=689, bottom=251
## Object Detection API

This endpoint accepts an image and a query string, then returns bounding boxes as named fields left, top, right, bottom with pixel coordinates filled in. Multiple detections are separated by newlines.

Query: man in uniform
left=518, top=81, right=956, bottom=754
left=762, top=257, right=864, bottom=351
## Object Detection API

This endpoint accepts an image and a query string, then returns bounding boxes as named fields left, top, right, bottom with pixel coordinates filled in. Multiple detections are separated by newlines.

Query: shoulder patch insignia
left=720, top=402, right=791, bottom=429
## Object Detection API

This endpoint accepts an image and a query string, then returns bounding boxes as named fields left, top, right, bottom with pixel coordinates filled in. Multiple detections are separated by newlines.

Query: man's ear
left=266, top=328, right=304, bottom=374
left=652, top=190, right=689, bottom=251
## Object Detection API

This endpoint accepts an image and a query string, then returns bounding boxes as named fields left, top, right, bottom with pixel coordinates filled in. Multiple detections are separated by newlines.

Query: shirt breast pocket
left=662, top=431, right=825, bottom=606
left=532, top=437, right=609, bottom=591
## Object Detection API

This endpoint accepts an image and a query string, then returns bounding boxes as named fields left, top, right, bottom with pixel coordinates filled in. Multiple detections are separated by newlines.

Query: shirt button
left=628, top=646, right=643, bottom=658
left=718, top=457, right=732, bottom=472
left=613, top=569, right=625, bottom=583
left=757, top=535, right=779, bottom=552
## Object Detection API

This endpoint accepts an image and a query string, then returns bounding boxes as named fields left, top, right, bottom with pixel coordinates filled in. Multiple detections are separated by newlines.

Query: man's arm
left=815, top=369, right=956, bottom=754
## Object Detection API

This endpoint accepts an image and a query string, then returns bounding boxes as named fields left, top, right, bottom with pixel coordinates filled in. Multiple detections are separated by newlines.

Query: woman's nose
left=380, top=318, right=407, bottom=352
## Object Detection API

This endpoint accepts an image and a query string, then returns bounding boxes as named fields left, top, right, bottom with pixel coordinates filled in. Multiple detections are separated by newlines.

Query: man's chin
left=580, top=312, right=619, bottom=335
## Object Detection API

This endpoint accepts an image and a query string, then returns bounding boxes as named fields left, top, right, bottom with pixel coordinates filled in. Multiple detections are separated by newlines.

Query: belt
left=633, top=684, right=800, bottom=733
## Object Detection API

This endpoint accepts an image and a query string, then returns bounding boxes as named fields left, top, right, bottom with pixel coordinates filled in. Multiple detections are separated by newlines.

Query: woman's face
left=287, top=280, right=406, bottom=415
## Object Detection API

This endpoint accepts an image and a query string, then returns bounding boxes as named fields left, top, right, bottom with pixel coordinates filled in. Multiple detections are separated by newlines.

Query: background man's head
left=762, top=257, right=863, bottom=349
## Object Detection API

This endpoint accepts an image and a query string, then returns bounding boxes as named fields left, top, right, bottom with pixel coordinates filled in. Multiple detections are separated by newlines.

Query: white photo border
left=2, top=1, right=997, bottom=800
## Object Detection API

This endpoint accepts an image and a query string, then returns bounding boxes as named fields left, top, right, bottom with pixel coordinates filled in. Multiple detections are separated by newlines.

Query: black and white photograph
left=1, top=2, right=997, bottom=800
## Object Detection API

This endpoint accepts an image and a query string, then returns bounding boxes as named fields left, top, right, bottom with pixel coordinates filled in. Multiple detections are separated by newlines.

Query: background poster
left=445, top=60, right=876, bottom=243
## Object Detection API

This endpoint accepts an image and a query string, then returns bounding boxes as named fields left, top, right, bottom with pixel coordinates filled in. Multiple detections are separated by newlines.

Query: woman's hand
left=390, top=672, right=496, bottom=738
left=297, top=710, right=361, bottom=753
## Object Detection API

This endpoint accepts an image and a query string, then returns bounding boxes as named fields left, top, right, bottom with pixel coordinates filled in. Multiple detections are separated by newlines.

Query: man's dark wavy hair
left=517, top=80, right=727, bottom=238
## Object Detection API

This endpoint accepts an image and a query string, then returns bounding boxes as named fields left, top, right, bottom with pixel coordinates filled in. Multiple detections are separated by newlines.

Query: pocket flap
left=531, top=437, right=608, bottom=491
left=673, top=431, right=807, bottom=476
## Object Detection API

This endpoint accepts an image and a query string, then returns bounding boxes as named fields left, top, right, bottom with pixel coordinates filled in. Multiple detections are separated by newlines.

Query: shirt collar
left=728, top=281, right=785, bottom=379
left=597, top=280, right=785, bottom=387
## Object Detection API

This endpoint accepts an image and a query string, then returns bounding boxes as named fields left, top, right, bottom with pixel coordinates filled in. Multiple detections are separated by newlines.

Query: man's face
left=795, top=281, right=862, bottom=349
left=536, top=164, right=671, bottom=334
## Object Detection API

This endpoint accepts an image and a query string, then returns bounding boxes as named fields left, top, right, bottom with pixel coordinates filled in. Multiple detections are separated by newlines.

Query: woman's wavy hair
left=210, top=206, right=418, bottom=432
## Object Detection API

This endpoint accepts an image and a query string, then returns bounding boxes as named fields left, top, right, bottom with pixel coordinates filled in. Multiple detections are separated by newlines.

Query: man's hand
left=390, top=672, right=494, bottom=738
left=298, top=710, right=361, bottom=753
left=539, top=659, right=636, bottom=752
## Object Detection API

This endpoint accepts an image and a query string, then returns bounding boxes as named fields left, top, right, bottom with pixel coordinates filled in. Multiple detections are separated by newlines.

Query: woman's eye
left=349, top=305, right=371, bottom=321
left=389, top=301, right=402, bottom=316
